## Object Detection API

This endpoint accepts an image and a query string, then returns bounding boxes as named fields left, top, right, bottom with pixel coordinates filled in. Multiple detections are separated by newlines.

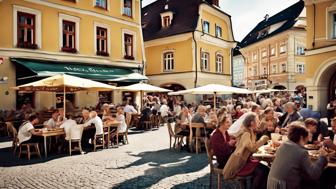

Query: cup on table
left=282, top=135, right=288, bottom=142
left=271, top=133, right=281, bottom=143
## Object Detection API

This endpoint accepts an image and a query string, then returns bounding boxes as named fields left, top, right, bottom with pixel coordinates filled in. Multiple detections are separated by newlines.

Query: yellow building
left=239, top=1, right=307, bottom=91
left=142, top=0, right=236, bottom=102
left=0, top=0, right=146, bottom=110
left=304, top=0, right=336, bottom=114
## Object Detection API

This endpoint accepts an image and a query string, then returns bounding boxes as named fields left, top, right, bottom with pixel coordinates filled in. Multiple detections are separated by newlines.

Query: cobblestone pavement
left=0, top=126, right=235, bottom=189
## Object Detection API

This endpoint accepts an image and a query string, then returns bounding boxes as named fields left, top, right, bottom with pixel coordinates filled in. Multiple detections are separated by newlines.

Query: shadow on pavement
left=109, top=149, right=208, bottom=189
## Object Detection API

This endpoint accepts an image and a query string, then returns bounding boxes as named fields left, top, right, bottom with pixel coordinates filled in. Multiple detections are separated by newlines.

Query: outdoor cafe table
left=253, top=143, right=336, bottom=168
left=104, top=120, right=121, bottom=148
left=35, top=128, right=65, bottom=158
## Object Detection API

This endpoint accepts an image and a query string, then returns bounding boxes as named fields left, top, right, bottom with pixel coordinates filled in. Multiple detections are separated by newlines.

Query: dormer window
left=163, top=16, right=170, bottom=27
left=160, top=11, right=173, bottom=28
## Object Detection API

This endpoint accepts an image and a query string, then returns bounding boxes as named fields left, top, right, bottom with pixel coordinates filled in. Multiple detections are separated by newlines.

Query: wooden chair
left=6, top=122, right=18, bottom=155
left=150, top=114, right=160, bottom=129
left=204, top=138, right=224, bottom=189
left=68, top=124, right=84, bottom=156
left=125, top=113, right=132, bottom=128
left=167, top=122, right=184, bottom=150
left=93, top=133, right=105, bottom=152
left=19, top=143, right=41, bottom=160
left=189, top=123, right=206, bottom=154
left=118, top=125, right=129, bottom=145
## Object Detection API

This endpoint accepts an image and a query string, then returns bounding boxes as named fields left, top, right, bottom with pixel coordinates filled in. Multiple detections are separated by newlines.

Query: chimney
left=264, top=14, right=269, bottom=21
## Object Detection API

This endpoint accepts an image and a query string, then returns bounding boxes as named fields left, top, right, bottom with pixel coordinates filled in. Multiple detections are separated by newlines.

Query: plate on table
left=304, top=144, right=319, bottom=150
left=308, top=150, right=320, bottom=160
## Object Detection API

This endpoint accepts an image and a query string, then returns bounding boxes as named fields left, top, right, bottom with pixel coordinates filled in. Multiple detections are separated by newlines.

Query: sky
left=142, top=0, right=299, bottom=41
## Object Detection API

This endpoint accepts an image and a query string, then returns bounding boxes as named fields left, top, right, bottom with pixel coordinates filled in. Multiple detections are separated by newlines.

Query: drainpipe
left=192, top=31, right=198, bottom=88
left=313, top=3, right=316, bottom=48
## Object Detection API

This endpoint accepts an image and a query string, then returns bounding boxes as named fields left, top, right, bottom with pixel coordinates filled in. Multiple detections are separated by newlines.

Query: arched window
left=163, top=52, right=174, bottom=72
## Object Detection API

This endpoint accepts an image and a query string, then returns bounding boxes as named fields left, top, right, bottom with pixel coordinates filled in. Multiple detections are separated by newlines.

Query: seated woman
left=223, top=113, right=269, bottom=189
left=102, top=103, right=113, bottom=122
left=304, top=118, right=320, bottom=144
left=210, top=115, right=236, bottom=169
left=267, top=123, right=328, bottom=189
left=175, top=106, right=192, bottom=137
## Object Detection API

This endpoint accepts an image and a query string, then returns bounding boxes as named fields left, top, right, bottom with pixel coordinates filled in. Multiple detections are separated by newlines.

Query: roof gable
left=239, top=0, right=305, bottom=48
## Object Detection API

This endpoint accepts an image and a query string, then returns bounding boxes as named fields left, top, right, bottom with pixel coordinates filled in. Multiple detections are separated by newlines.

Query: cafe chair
left=118, top=125, right=129, bottom=145
left=19, top=142, right=41, bottom=160
left=125, top=113, right=132, bottom=128
left=205, top=138, right=252, bottom=189
left=189, top=123, right=206, bottom=154
left=144, top=119, right=152, bottom=130
left=167, top=122, right=184, bottom=150
left=6, top=122, right=18, bottom=155
left=93, top=133, right=105, bottom=152
left=68, top=124, right=84, bottom=156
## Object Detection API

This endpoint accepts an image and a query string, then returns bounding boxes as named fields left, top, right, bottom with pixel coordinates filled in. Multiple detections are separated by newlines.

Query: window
left=62, top=20, right=76, bottom=53
left=201, top=52, right=210, bottom=71
left=96, top=27, right=108, bottom=56
left=271, top=47, right=275, bottom=56
left=124, top=34, right=134, bottom=59
left=253, top=65, right=257, bottom=76
left=296, top=64, right=305, bottom=74
left=262, top=51, right=267, bottom=58
left=216, top=55, right=223, bottom=73
left=262, top=67, right=267, bottom=75
left=163, top=52, right=174, bottom=72
left=215, top=25, right=222, bottom=38
left=163, top=16, right=170, bottom=27
left=203, top=21, right=210, bottom=33
left=123, top=0, right=132, bottom=17
left=17, top=12, right=37, bottom=49
left=95, top=0, right=107, bottom=9
left=296, top=46, right=305, bottom=55
left=253, top=53, right=257, bottom=62
left=272, top=64, right=277, bottom=74
left=280, top=43, right=286, bottom=53
left=281, top=63, right=286, bottom=73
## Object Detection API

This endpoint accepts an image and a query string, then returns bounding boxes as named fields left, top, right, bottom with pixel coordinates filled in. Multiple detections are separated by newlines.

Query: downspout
left=192, top=31, right=198, bottom=88
left=139, top=0, right=146, bottom=76
left=312, top=3, right=316, bottom=48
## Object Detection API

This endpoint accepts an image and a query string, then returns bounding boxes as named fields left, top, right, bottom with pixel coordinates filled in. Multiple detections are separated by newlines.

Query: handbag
left=236, top=157, right=260, bottom=177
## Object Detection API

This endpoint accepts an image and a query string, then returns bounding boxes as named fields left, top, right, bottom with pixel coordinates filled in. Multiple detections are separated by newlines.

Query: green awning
left=11, top=58, right=147, bottom=82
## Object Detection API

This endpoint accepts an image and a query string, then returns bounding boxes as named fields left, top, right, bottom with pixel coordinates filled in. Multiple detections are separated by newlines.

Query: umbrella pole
left=140, top=91, right=143, bottom=112
left=213, top=92, right=217, bottom=111
left=63, top=85, right=66, bottom=118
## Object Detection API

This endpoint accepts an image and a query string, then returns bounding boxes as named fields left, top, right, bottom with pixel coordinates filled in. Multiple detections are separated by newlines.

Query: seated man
left=278, top=102, right=302, bottom=128
left=84, top=111, right=103, bottom=136
left=304, top=118, right=320, bottom=144
left=59, top=114, right=77, bottom=153
left=57, top=108, right=67, bottom=125
left=191, top=105, right=208, bottom=137
left=46, top=109, right=59, bottom=129
left=78, top=109, right=95, bottom=148
left=18, top=114, right=42, bottom=145
left=77, top=109, right=90, bottom=124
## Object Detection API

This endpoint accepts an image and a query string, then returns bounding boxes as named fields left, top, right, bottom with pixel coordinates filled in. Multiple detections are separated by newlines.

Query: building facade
left=304, top=0, right=336, bottom=114
left=0, top=0, right=146, bottom=110
left=239, top=1, right=307, bottom=90
left=142, top=0, right=236, bottom=102
left=232, top=48, right=245, bottom=87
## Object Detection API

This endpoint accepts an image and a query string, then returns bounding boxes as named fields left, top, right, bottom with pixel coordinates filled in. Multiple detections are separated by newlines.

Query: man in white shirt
left=124, top=101, right=138, bottom=114
left=18, top=114, right=42, bottom=144
left=46, top=109, right=59, bottom=129
left=84, top=111, right=103, bottom=136
left=60, top=114, right=77, bottom=140
left=159, top=99, right=170, bottom=118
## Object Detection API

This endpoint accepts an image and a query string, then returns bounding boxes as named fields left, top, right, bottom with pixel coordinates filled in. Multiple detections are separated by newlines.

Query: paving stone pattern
left=0, top=126, right=239, bottom=189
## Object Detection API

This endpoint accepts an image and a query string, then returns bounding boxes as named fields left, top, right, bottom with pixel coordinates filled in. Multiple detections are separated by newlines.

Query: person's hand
left=319, top=147, right=329, bottom=157
left=228, top=139, right=236, bottom=146
left=261, top=135, right=270, bottom=143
